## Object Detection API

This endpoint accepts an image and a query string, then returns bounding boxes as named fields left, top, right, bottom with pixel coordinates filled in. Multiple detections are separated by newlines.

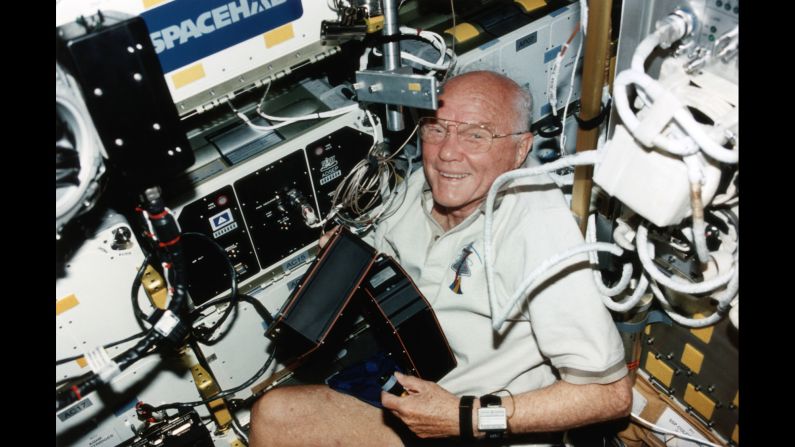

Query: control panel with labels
left=173, top=110, right=375, bottom=305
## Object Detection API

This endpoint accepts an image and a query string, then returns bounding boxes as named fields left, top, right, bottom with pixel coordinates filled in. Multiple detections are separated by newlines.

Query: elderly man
left=249, top=71, right=631, bottom=446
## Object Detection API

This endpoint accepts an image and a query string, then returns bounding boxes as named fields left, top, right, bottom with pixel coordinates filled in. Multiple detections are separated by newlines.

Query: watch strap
left=459, top=395, right=475, bottom=440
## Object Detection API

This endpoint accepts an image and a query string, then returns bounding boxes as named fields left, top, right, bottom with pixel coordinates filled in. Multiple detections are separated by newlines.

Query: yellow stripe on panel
left=684, top=383, right=715, bottom=420
left=56, top=294, right=80, bottom=316
left=514, top=0, right=546, bottom=14
left=444, top=23, right=479, bottom=44
left=644, top=352, right=673, bottom=387
left=265, top=24, right=295, bottom=48
left=690, top=313, right=714, bottom=344
left=142, top=0, right=168, bottom=8
left=681, top=343, right=705, bottom=374
left=172, top=64, right=206, bottom=89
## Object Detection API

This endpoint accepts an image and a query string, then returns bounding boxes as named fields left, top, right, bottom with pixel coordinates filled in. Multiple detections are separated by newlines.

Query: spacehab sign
left=141, top=0, right=303, bottom=73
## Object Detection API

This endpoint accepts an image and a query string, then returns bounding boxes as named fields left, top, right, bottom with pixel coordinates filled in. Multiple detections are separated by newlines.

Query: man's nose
left=438, top=127, right=464, bottom=161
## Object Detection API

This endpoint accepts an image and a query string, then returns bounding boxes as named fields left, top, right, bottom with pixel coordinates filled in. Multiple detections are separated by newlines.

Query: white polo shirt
left=367, top=167, right=627, bottom=398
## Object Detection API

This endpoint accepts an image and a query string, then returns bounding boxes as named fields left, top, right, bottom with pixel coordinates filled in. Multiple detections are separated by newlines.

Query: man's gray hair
left=512, top=85, right=533, bottom=133
left=448, top=68, right=533, bottom=132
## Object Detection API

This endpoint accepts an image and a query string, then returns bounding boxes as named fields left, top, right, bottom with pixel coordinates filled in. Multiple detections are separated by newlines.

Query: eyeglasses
left=418, top=117, right=528, bottom=153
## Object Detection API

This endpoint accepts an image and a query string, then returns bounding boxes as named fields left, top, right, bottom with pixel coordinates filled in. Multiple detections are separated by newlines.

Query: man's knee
left=249, top=387, right=305, bottom=447
left=251, top=387, right=296, bottom=429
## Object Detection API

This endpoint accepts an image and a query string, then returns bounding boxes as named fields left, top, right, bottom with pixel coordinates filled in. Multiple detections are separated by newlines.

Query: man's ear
left=514, top=132, right=533, bottom=168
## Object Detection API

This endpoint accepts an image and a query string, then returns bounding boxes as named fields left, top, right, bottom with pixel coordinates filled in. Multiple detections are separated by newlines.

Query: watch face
left=477, top=407, right=508, bottom=431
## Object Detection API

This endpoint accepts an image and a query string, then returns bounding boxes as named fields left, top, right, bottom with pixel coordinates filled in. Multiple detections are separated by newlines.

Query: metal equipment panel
left=234, top=149, right=318, bottom=270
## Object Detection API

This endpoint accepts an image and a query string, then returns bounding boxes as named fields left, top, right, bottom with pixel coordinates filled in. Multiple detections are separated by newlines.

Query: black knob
left=111, top=226, right=133, bottom=250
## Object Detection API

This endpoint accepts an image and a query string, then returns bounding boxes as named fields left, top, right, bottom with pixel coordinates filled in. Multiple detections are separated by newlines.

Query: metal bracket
left=354, top=69, right=439, bottom=110
left=190, top=363, right=233, bottom=433
left=142, top=264, right=169, bottom=310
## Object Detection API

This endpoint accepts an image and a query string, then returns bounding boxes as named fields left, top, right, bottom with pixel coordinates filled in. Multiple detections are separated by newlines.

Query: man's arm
left=507, top=375, right=633, bottom=433
left=381, top=372, right=632, bottom=439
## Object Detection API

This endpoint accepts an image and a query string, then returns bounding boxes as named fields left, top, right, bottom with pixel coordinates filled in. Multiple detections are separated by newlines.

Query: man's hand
left=318, top=225, right=340, bottom=249
left=380, top=372, right=460, bottom=439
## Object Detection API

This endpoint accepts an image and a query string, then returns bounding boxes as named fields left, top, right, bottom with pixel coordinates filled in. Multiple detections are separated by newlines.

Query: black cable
left=182, top=232, right=238, bottom=302
left=180, top=337, right=250, bottom=445
left=533, top=114, right=563, bottom=138
left=110, top=193, right=192, bottom=370
left=575, top=98, right=612, bottom=131
left=58, top=189, right=191, bottom=411
left=130, top=231, right=239, bottom=342
left=56, top=331, right=147, bottom=366
left=230, top=413, right=250, bottom=445
left=240, top=294, right=274, bottom=327
left=181, top=232, right=239, bottom=344
left=141, top=291, right=275, bottom=419
left=713, top=206, right=739, bottom=234
left=150, top=346, right=278, bottom=413
left=131, top=253, right=154, bottom=330
left=56, top=347, right=157, bottom=388
left=192, top=293, right=273, bottom=328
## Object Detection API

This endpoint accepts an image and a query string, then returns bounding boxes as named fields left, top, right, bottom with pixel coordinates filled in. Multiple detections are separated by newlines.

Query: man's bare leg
left=249, top=385, right=407, bottom=447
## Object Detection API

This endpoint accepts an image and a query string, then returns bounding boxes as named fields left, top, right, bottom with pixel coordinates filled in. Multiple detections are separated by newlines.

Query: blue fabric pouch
left=326, top=351, right=403, bottom=408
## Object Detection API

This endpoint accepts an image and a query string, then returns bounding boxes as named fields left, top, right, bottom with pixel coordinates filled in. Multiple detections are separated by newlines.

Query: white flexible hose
left=612, top=220, right=636, bottom=251
left=603, top=274, right=650, bottom=313
left=631, top=32, right=661, bottom=75
left=594, top=262, right=634, bottom=298
left=258, top=103, right=360, bottom=124
left=586, top=213, right=633, bottom=297
left=613, top=70, right=698, bottom=157
left=559, top=37, right=583, bottom=149
left=579, top=0, right=588, bottom=37
left=371, top=48, right=452, bottom=71
left=712, top=250, right=739, bottom=312
left=483, top=151, right=603, bottom=330
left=584, top=214, right=649, bottom=312
left=614, top=70, right=738, bottom=164
left=648, top=280, right=721, bottom=328
left=493, top=242, right=625, bottom=330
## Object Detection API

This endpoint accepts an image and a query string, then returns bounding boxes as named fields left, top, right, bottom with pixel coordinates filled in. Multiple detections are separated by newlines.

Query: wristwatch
left=478, top=394, right=507, bottom=439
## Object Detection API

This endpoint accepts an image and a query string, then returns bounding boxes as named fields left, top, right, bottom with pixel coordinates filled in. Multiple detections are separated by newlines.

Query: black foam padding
left=267, top=227, right=376, bottom=359
left=359, top=256, right=457, bottom=381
